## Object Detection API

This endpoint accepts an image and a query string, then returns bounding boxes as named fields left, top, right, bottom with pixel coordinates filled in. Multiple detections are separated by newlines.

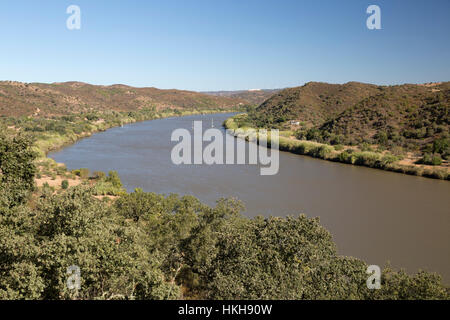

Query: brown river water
left=49, top=113, right=450, bottom=282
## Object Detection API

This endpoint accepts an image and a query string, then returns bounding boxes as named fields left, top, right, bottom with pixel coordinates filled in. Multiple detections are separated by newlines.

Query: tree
left=35, top=186, right=179, bottom=299
left=0, top=133, right=42, bottom=298
left=0, top=133, right=37, bottom=205
left=0, top=134, right=448, bottom=300
left=371, top=266, right=448, bottom=300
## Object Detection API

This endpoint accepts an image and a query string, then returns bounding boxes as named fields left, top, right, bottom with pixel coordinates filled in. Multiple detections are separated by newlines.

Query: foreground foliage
left=0, top=133, right=448, bottom=299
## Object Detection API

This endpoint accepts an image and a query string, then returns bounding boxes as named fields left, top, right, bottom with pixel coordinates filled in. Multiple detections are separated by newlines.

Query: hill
left=0, top=81, right=244, bottom=117
left=315, top=83, right=450, bottom=151
left=203, top=89, right=281, bottom=105
left=247, top=81, right=449, bottom=158
left=251, top=82, right=381, bottom=127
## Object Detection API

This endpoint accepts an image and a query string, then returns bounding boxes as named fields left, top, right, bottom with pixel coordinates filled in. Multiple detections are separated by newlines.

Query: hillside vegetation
left=203, top=89, right=281, bottom=105
left=251, top=82, right=381, bottom=127
left=244, top=81, right=449, bottom=171
left=0, top=81, right=245, bottom=117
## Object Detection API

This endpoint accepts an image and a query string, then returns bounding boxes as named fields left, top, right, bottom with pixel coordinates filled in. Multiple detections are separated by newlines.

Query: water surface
left=49, top=113, right=450, bottom=282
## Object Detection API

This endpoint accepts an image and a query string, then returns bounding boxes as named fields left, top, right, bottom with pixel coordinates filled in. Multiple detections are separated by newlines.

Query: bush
left=106, top=170, right=123, bottom=188
left=309, top=145, right=333, bottom=159
left=79, top=168, right=90, bottom=179
left=375, top=131, right=388, bottom=145
left=380, top=154, right=399, bottom=166
left=431, top=155, right=443, bottom=165
left=359, top=142, right=372, bottom=152
left=338, top=151, right=351, bottom=163
left=61, top=180, right=69, bottom=189
left=418, top=154, right=442, bottom=166
left=92, top=171, right=106, bottom=180
left=93, top=181, right=125, bottom=196
left=353, top=152, right=382, bottom=167
left=433, top=138, right=449, bottom=155
left=391, top=146, right=404, bottom=158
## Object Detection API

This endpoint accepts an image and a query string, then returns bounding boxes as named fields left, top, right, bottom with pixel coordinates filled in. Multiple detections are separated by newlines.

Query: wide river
left=49, top=113, right=450, bottom=282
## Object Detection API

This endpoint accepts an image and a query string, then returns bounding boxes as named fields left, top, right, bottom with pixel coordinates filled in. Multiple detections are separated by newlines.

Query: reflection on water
left=49, top=113, right=450, bottom=283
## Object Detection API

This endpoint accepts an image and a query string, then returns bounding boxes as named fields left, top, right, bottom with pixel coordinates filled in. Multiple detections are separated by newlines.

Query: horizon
left=0, top=0, right=449, bottom=91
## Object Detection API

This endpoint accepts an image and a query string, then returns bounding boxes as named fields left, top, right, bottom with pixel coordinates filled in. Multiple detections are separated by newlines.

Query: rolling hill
left=247, top=81, right=449, bottom=158
left=0, top=81, right=245, bottom=117
left=203, top=89, right=281, bottom=105
left=251, top=82, right=381, bottom=127
left=316, top=83, right=450, bottom=148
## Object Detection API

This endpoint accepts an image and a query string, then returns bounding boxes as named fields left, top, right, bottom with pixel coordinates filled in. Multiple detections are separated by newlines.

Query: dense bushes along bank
left=224, top=114, right=450, bottom=180
left=0, top=133, right=448, bottom=299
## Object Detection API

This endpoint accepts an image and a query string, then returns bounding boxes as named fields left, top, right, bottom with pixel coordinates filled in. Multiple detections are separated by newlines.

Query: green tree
left=35, top=186, right=179, bottom=299
left=0, top=133, right=36, bottom=205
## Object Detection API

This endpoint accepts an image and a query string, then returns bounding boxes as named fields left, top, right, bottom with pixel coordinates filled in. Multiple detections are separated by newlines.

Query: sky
left=0, top=0, right=449, bottom=91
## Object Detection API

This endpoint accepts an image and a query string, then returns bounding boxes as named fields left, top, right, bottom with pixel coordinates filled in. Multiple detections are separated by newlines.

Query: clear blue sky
left=0, top=0, right=449, bottom=91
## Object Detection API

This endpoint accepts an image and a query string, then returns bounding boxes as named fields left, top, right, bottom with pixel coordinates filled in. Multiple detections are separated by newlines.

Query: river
left=49, top=113, right=450, bottom=282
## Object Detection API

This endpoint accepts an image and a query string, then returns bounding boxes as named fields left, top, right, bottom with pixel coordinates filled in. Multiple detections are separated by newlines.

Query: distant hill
left=203, top=89, right=281, bottom=105
left=316, top=82, right=450, bottom=148
left=252, top=82, right=381, bottom=127
left=0, top=81, right=244, bottom=117
left=248, top=81, right=449, bottom=157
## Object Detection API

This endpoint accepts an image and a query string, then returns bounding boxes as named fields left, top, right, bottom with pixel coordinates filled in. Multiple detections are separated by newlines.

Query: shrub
left=338, top=151, right=351, bottom=163
left=306, top=128, right=321, bottom=141
left=61, top=180, right=69, bottom=189
left=309, top=145, right=333, bottom=159
left=433, top=137, right=449, bottom=155
left=353, top=152, right=382, bottom=167
left=391, top=146, right=404, bottom=158
left=93, top=181, right=125, bottom=196
left=423, top=168, right=447, bottom=180
left=359, top=142, right=372, bottom=152
left=431, top=155, right=443, bottom=165
left=106, top=170, right=123, bottom=188
left=55, top=165, right=67, bottom=175
left=418, top=154, right=442, bottom=166
left=375, top=131, right=388, bottom=145
left=79, top=168, right=90, bottom=179
left=380, top=154, right=399, bottom=167
left=294, top=129, right=306, bottom=140
left=92, top=171, right=106, bottom=180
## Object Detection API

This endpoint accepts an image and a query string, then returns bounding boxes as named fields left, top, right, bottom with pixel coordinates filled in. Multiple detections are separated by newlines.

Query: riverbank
left=35, top=108, right=240, bottom=158
left=224, top=114, right=450, bottom=180
left=1, top=108, right=241, bottom=194
left=48, top=111, right=450, bottom=283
